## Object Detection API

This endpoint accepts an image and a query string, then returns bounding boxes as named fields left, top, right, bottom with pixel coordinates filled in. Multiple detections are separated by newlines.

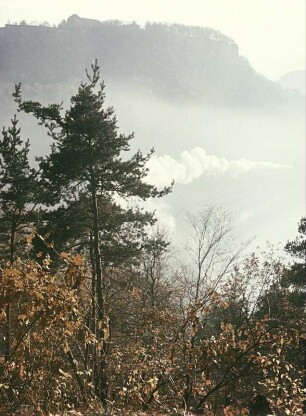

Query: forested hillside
left=0, top=15, right=287, bottom=106
left=0, top=61, right=305, bottom=416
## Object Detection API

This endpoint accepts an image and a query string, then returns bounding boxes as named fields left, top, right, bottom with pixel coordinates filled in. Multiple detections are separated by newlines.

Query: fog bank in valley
left=0, top=17, right=304, bottom=249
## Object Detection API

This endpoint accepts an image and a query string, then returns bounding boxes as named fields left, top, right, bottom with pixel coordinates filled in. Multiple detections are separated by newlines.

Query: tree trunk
left=89, top=231, right=99, bottom=395
left=91, top=182, right=108, bottom=406
left=5, top=305, right=10, bottom=362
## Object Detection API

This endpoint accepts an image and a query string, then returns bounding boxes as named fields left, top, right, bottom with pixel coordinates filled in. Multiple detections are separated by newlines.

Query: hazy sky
left=0, top=0, right=304, bottom=80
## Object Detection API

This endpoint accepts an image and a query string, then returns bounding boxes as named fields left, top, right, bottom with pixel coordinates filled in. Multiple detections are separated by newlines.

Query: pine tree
left=0, top=114, right=40, bottom=364
left=285, top=217, right=306, bottom=288
left=14, top=60, right=172, bottom=405
left=285, top=217, right=306, bottom=393
left=0, top=115, right=40, bottom=263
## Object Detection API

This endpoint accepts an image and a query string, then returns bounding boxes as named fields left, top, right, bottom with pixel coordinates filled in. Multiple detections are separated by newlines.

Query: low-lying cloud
left=147, top=146, right=291, bottom=186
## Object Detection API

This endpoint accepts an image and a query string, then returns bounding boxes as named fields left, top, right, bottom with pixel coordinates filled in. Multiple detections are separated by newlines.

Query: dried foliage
left=0, top=228, right=304, bottom=415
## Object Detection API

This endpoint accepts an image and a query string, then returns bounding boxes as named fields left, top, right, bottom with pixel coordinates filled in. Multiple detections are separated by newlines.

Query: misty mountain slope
left=0, top=15, right=304, bottom=249
left=278, top=70, right=305, bottom=94
left=0, top=15, right=288, bottom=107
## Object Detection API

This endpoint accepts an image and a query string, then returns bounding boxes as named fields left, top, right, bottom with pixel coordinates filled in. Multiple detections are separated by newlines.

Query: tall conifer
left=14, top=60, right=171, bottom=404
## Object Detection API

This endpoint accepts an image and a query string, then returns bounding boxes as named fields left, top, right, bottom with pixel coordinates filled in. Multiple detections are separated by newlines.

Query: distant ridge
left=278, top=70, right=305, bottom=95
left=0, top=15, right=291, bottom=107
